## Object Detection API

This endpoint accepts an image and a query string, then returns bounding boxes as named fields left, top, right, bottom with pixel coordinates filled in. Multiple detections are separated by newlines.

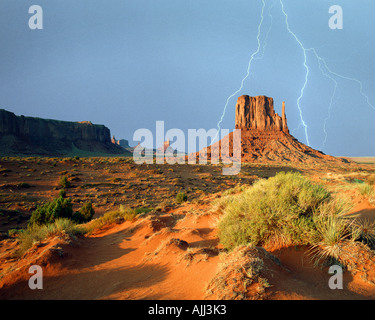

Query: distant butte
left=199, top=95, right=349, bottom=165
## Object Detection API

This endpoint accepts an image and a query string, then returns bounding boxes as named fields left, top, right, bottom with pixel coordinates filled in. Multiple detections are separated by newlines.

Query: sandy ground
left=0, top=157, right=375, bottom=300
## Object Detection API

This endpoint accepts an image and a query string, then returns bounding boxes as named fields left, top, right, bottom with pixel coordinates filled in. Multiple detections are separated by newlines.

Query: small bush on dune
left=217, top=172, right=374, bottom=266
left=218, top=172, right=331, bottom=250
left=59, top=175, right=71, bottom=189
left=81, top=205, right=139, bottom=233
left=18, top=218, right=83, bottom=255
left=73, top=201, right=95, bottom=223
left=29, top=196, right=73, bottom=226
left=309, top=202, right=353, bottom=264
left=29, top=196, right=95, bottom=227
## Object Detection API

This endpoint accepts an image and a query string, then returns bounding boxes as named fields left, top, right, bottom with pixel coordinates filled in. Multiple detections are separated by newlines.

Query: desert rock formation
left=0, top=109, right=128, bottom=156
left=235, top=95, right=289, bottom=134
left=198, top=95, right=348, bottom=164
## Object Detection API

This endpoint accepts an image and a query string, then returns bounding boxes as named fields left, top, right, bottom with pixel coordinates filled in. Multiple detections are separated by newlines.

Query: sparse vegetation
left=17, top=182, right=31, bottom=188
left=81, top=205, right=141, bottom=233
left=217, top=172, right=375, bottom=266
left=73, top=201, right=95, bottom=223
left=351, top=218, right=375, bottom=249
left=17, top=218, right=83, bottom=255
left=218, top=172, right=331, bottom=250
left=176, top=192, right=187, bottom=204
left=59, top=175, right=71, bottom=189
left=28, top=195, right=73, bottom=227
left=356, top=182, right=374, bottom=197
left=1, top=155, right=375, bottom=300
left=28, top=195, right=95, bottom=227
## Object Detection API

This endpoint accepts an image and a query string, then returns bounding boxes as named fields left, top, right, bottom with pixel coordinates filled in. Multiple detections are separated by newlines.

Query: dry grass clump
left=356, top=182, right=375, bottom=197
left=217, top=172, right=331, bottom=250
left=81, top=205, right=139, bottom=233
left=17, top=218, right=83, bottom=255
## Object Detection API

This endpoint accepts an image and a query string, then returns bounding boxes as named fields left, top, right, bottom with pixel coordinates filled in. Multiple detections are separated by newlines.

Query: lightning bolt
left=311, top=49, right=339, bottom=149
left=256, top=0, right=276, bottom=61
left=309, top=47, right=375, bottom=148
left=213, top=0, right=266, bottom=143
left=279, top=0, right=310, bottom=146
left=214, top=0, right=374, bottom=150
left=317, top=56, right=375, bottom=112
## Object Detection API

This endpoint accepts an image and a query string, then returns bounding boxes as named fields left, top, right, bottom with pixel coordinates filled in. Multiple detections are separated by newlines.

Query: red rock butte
left=198, top=95, right=349, bottom=164
left=235, top=95, right=289, bottom=134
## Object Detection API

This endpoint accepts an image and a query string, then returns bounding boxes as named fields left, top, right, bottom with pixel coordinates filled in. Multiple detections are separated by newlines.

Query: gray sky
left=0, top=0, right=374, bottom=156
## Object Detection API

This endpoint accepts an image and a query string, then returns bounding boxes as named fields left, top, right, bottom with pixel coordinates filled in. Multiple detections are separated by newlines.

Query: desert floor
left=0, top=156, right=375, bottom=300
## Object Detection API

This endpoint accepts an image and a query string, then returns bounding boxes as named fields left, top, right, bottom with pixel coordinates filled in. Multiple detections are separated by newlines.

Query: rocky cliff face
left=235, top=95, right=289, bottom=134
left=0, top=109, right=127, bottom=156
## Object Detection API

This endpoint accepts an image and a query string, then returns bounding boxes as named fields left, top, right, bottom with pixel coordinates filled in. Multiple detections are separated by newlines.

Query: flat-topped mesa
left=235, top=95, right=289, bottom=134
left=0, top=109, right=128, bottom=156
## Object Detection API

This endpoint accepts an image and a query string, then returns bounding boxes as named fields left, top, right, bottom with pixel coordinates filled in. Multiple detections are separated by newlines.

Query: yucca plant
left=351, top=218, right=375, bottom=248
left=310, top=214, right=351, bottom=265
left=308, top=199, right=353, bottom=265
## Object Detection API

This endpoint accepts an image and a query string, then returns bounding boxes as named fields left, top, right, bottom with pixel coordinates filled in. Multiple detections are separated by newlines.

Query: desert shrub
left=18, top=218, right=83, bottom=255
left=7, top=228, right=22, bottom=237
left=351, top=218, right=375, bottom=249
left=309, top=202, right=353, bottom=264
left=28, top=196, right=73, bottom=226
left=59, top=188, right=66, bottom=198
left=59, top=189, right=66, bottom=198
left=59, top=175, right=71, bottom=188
left=72, top=201, right=95, bottom=223
left=134, top=207, right=153, bottom=215
left=17, top=182, right=31, bottom=188
left=218, top=172, right=331, bottom=250
left=176, top=192, right=188, bottom=204
left=81, top=205, right=138, bottom=233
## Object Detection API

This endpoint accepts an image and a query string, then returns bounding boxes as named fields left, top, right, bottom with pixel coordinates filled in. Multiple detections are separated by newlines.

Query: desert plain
left=0, top=155, right=375, bottom=300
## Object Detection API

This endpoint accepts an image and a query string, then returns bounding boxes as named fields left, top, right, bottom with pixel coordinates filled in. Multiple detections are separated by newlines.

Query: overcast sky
left=0, top=0, right=374, bottom=156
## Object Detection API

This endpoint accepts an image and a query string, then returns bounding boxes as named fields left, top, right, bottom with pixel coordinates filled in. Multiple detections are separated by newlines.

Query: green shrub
left=218, top=172, right=331, bottom=250
left=17, top=182, right=31, bottom=188
left=309, top=201, right=353, bottom=264
left=59, top=188, right=66, bottom=198
left=29, top=196, right=73, bottom=226
left=73, top=201, right=95, bottom=223
left=59, top=175, right=71, bottom=188
left=176, top=192, right=188, bottom=204
left=8, top=228, right=22, bottom=237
